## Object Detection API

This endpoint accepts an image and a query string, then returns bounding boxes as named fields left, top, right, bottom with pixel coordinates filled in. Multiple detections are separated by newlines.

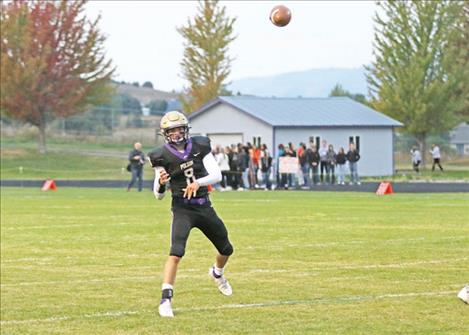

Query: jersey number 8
left=184, top=167, right=196, bottom=185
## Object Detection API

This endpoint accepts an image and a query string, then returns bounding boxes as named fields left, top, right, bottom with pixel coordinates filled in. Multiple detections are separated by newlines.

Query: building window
left=253, top=136, right=261, bottom=147
left=309, top=136, right=320, bottom=150
left=355, top=136, right=360, bottom=152
left=349, top=136, right=360, bottom=152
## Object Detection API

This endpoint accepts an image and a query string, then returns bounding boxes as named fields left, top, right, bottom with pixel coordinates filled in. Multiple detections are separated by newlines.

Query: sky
left=86, top=1, right=377, bottom=92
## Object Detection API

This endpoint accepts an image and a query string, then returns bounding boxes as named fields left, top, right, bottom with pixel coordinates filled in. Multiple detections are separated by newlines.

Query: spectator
left=347, top=142, right=361, bottom=185
left=277, top=144, right=287, bottom=189
left=326, top=144, right=336, bottom=184
left=411, top=146, right=422, bottom=173
left=260, top=144, right=272, bottom=190
left=298, top=143, right=310, bottom=188
left=238, top=144, right=249, bottom=189
left=285, top=142, right=297, bottom=188
left=297, top=143, right=305, bottom=161
left=307, top=142, right=320, bottom=185
left=247, top=143, right=257, bottom=189
left=318, top=140, right=329, bottom=184
left=430, top=144, right=443, bottom=171
left=215, top=146, right=230, bottom=189
left=127, top=142, right=145, bottom=192
left=229, top=144, right=241, bottom=190
left=336, top=147, right=347, bottom=185
left=252, top=145, right=261, bottom=186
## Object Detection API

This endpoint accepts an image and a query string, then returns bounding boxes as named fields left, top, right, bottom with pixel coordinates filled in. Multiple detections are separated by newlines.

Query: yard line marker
left=0, top=275, right=160, bottom=287
left=325, top=257, right=469, bottom=270
left=3, top=222, right=134, bottom=230
left=0, top=290, right=459, bottom=326
left=2, top=258, right=467, bottom=288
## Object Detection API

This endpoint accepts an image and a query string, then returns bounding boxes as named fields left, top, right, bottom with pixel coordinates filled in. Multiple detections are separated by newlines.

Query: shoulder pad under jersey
left=191, top=136, right=211, bottom=156
left=147, top=146, right=165, bottom=168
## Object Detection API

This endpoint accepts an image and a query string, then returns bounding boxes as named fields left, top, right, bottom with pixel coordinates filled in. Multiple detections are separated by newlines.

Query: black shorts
left=169, top=199, right=233, bottom=258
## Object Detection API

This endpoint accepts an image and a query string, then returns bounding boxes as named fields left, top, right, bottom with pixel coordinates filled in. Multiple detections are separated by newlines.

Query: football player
left=148, top=111, right=234, bottom=318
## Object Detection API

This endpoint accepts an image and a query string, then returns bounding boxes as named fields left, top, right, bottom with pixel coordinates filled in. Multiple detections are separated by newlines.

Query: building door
left=207, top=133, right=243, bottom=148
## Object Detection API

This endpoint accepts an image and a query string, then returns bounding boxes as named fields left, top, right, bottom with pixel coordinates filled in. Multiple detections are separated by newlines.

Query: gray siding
left=190, top=104, right=274, bottom=150
left=275, top=127, right=394, bottom=176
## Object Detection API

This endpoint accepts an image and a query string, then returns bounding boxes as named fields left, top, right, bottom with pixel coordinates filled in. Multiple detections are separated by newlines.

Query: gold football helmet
left=160, top=111, right=190, bottom=144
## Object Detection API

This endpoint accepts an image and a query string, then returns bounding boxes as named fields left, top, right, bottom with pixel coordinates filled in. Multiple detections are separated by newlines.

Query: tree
left=178, top=0, right=236, bottom=113
left=329, top=83, right=350, bottom=97
left=366, top=0, right=467, bottom=165
left=0, top=0, right=115, bottom=153
left=147, top=99, right=168, bottom=115
left=329, top=83, right=369, bottom=105
left=142, top=81, right=154, bottom=89
left=452, top=2, right=469, bottom=120
left=119, top=94, right=142, bottom=115
left=219, top=85, right=233, bottom=96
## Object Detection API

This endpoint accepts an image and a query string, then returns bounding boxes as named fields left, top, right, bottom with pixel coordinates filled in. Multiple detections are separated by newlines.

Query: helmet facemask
left=164, top=126, right=190, bottom=145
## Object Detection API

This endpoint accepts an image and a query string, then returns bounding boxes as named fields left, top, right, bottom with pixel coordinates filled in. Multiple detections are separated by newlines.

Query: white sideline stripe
left=0, top=274, right=204, bottom=287
left=3, top=222, right=134, bottom=230
left=0, top=276, right=159, bottom=287
left=2, top=236, right=465, bottom=265
left=2, top=258, right=467, bottom=287
left=210, top=290, right=456, bottom=311
left=329, top=257, right=468, bottom=270
left=0, top=290, right=457, bottom=326
left=246, top=236, right=466, bottom=250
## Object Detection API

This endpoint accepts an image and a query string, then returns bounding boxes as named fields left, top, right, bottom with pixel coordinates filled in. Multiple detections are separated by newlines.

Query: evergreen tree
left=366, top=0, right=467, bottom=164
left=329, top=83, right=369, bottom=105
left=142, top=81, right=154, bottom=89
left=178, top=0, right=236, bottom=113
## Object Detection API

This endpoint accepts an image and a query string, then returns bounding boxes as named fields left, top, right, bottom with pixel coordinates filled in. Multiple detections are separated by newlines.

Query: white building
left=189, top=96, right=403, bottom=176
left=450, top=122, right=469, bottom=156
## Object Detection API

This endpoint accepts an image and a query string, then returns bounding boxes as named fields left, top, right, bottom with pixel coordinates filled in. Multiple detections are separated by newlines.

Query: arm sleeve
left=153, top=167, right=167, bottom=200
left=195, top=152, right=222, bottom=186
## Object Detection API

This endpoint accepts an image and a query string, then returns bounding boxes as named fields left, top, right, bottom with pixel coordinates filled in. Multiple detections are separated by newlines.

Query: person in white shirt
left=410, top=146, right=422, bottom=172
left=215, top=145, right=230, bottom=189
left=318, top=140, right=329, bottom=184
left=429, top=144, right=443, bottom=171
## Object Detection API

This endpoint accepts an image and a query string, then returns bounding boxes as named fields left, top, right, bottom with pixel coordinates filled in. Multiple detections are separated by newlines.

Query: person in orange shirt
left=252, top=145, right=261, bottom=187
left=297, top=142, right=304, bottom=158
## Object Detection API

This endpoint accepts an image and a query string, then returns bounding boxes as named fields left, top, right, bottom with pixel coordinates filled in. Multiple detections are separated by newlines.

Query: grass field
left=0, top=148, right=133, bottom=180
left=1, top=188, right=468, bottom=334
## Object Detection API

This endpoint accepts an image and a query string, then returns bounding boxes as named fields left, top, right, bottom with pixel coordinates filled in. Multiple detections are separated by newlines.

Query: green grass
left=0, top=138, right=156, bottom=180
left=364, top=170, right=469, bottom=182
left=0, top=148, right=139, bottom=180
left=0, top=136, right=131, bottom=152
left=1, top=189, right=468, bottom=334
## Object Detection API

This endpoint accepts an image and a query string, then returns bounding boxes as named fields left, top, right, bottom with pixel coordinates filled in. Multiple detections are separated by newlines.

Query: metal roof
left=190, top=96, right=403, bottom=127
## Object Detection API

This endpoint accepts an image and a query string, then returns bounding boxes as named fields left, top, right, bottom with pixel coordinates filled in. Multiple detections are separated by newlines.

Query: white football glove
left=457, top=285, right=468, bottom=304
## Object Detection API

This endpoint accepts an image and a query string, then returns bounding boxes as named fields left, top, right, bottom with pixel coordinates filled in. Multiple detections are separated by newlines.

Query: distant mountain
left=228, top=68, right=368, bottom=98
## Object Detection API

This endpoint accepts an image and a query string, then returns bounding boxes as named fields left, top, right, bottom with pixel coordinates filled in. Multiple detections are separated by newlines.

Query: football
left=269, top=5, right=291, bottom=27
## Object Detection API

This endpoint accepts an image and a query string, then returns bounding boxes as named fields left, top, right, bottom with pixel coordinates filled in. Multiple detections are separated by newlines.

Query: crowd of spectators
left=211, top=139, right=361, bottom=191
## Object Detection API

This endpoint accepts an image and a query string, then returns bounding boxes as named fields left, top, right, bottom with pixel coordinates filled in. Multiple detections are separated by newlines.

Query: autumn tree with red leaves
left=1, top=0, right=115, bottom=153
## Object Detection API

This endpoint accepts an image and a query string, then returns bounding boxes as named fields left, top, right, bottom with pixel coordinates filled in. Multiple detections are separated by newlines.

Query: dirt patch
left=0, top=148, right=28, bottom=158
